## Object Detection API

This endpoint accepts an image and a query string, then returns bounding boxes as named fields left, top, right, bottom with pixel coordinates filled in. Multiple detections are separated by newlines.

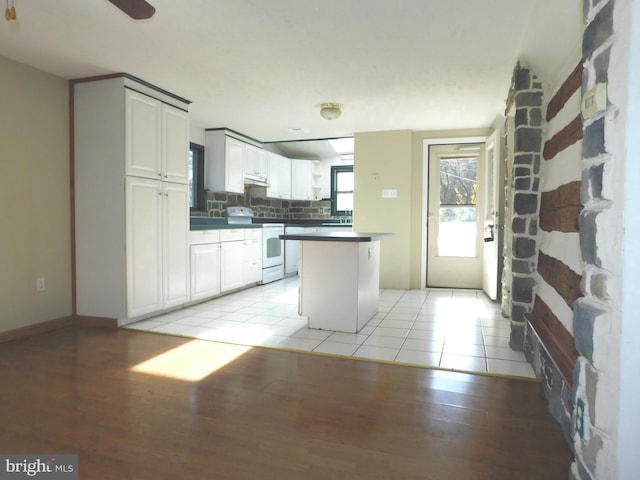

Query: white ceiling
left=0, top=0, right=582, bottom=144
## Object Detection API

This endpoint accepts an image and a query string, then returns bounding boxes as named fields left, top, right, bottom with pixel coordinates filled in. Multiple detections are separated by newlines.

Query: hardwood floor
left=0, top=327, right=572, bottom=479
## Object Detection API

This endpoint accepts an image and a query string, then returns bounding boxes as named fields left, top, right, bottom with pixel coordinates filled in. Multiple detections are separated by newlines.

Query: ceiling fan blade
left=107, top=0, right=156, bottom=20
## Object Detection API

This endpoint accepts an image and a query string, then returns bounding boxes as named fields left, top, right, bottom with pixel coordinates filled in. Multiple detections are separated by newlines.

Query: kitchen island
left=279, top=231, right=394, bottom=333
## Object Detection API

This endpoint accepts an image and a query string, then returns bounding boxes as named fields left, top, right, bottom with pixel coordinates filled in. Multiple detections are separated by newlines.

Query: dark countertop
left=190, top=223, right=260, bottom=231
left=279, top=232, right=394, bottom=242
left=190, top=217, right=352, bottom=230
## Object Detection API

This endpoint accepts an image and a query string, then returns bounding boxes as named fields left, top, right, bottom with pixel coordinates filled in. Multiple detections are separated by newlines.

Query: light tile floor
left=126, top=276, right=536, bottom=379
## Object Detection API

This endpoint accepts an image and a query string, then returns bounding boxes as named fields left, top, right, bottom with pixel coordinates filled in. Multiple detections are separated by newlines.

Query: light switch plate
left=382, top=189, right=397, bottom=198
left=582, top=83, right=607, bottom=119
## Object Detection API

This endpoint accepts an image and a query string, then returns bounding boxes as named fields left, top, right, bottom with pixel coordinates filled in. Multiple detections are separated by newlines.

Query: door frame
left=420, top=136, right=487, bottom=289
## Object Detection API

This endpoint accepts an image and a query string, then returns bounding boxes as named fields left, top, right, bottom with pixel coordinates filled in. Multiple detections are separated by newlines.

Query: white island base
left=284, top=232, right=393, bottom=333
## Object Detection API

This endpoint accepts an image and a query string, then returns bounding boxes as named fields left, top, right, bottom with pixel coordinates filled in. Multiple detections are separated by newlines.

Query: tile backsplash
left=192, top=189, right=335, bottom=221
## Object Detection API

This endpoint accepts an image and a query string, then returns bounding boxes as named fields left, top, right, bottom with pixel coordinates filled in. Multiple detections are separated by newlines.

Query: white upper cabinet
left=291, top=159, right=312, bottom=200
left=161, top=104, right=190, bottom=183
left=125, top=90, right=161, bottom=179
left=206, top=131, right=249, bottom=194
left=224, top=136, right=245, bottom=193
left=125, top=90, right=189, bottom=183
left=244, top=143, right=268, bottom=179
left=266, top=152, right=291, bottom=199
left=291, top=159, right=322, bottom=201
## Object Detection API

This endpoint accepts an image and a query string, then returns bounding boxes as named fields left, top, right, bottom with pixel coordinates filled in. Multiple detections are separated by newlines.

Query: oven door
left=263, top=227, right=284, bottom=268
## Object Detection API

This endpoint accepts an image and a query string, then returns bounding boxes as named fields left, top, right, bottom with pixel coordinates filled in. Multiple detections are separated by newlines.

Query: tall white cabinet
left=74, top=75, right=190, bottom=324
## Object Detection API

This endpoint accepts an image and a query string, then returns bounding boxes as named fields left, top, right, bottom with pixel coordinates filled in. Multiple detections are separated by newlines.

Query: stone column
left=501, top=63, right=545, bottom=350
left=570, top=0, right=617, bottom=478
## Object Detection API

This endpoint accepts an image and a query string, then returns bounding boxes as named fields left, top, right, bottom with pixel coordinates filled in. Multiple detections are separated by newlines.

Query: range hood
left=243, top=172, right=270, bottom=187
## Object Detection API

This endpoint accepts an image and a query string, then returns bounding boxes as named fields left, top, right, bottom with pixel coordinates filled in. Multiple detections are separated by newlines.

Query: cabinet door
left=242, top=237, right=263, bottom=284
left=291, top=159, right=311, bottom=200
left=190, top=244, right=221, bottom=300
left=280, top=156, right=292, bottom=199
left=266, top=152, right=281, bottom=198
left=220, top=240, right=244, bottom=292
left=125, top=90, right=161, bottom=179
left=225, top=136, right=245, bottom=193
left=126, top=177, right=163, bottom=317
left=244, top=144, right=268, bottom=179
left=163, top=182, right=190, bottom=308
left=256, top=148, right=268, bottom=178
left=162, top=104, right=189, bottom=184
left=267, top=153, right=291, bottom=199
left=244, top=143, right=259, bottom=175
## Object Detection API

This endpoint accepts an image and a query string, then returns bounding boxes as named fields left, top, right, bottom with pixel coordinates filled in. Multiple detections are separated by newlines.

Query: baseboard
left=0, top=316, right=75, bottom=343
left=0, top=314, right=119, bottom=343
left=75, top=315, right=118, bottom=329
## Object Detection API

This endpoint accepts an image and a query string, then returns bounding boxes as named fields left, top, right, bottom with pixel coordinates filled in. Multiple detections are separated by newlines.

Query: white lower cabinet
left=190, top=230, right=221, bottom=301
left=220, top=240, right=245, bottom=292
left=126, top=177, right=189, bottom=318
left=243, top=230, right=262, bottom=284
left=189, top=228, right=262, bottom=299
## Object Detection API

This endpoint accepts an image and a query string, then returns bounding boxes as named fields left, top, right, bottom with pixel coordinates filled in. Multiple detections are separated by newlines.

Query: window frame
left=189, top=142, right=206, bottom=212
left=330, top=164, right=354, bottom=216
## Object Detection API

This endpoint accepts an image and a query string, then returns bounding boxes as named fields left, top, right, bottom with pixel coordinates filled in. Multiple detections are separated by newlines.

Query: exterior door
left=482, top=130, right=502, bottom=300
left=427, top=144, right=485, bottom=288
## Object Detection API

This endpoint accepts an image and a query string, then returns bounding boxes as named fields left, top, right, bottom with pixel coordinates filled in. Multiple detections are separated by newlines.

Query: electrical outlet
left=36, top=277, right=45, bottom=292
left=319, top=207, right=324, bottom=214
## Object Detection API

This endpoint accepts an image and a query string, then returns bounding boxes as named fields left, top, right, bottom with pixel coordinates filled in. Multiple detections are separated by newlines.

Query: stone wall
left=501, top=64, right=545, bottom=351
left=524, top=59, right=583, bottom=445
left=570, top=0, right=618, bottom=478
left=193, top=188, right=334, bottom=221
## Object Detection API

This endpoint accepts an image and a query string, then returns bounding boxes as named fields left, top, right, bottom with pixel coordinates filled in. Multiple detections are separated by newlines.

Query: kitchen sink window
left=189, top=142, right=206, bottom=211
left=330, top=165, right=354, bottom=217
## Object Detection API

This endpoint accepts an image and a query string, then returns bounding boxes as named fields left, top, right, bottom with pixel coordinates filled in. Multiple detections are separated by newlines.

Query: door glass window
left=438, top=156, right=478, bottom=257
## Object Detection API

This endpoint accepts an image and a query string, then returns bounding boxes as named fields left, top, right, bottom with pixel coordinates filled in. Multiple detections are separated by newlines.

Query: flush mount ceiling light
left=320, top=103, right=342, bottom=120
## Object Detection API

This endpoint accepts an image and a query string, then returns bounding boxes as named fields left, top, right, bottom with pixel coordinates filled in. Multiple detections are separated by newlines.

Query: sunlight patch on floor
left=130, top=340, right=252, bottom=381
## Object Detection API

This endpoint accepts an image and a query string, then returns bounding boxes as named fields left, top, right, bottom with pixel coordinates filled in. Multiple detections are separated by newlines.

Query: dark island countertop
left=190, top=216, right=353, bottom=231
left=279, top=231, right=394, bottom=242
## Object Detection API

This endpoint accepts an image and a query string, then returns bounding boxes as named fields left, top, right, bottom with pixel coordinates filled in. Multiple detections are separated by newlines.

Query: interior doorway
left=426, top=143, right=485, bottom=289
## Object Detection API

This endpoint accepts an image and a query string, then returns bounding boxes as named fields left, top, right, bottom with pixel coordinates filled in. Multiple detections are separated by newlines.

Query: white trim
left=420, top=136, right=488, bottom=288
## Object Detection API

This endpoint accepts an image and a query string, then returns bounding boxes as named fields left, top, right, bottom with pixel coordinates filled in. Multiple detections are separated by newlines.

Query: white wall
left=608, top=1, right=640, bottom=477
left=190, top=124, right=206, bottom=146
left=538, top=60, right=583, bottom=334
left=0, top=56, right=72, bottom=332
left=354, top=130, right=413, bottom=289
